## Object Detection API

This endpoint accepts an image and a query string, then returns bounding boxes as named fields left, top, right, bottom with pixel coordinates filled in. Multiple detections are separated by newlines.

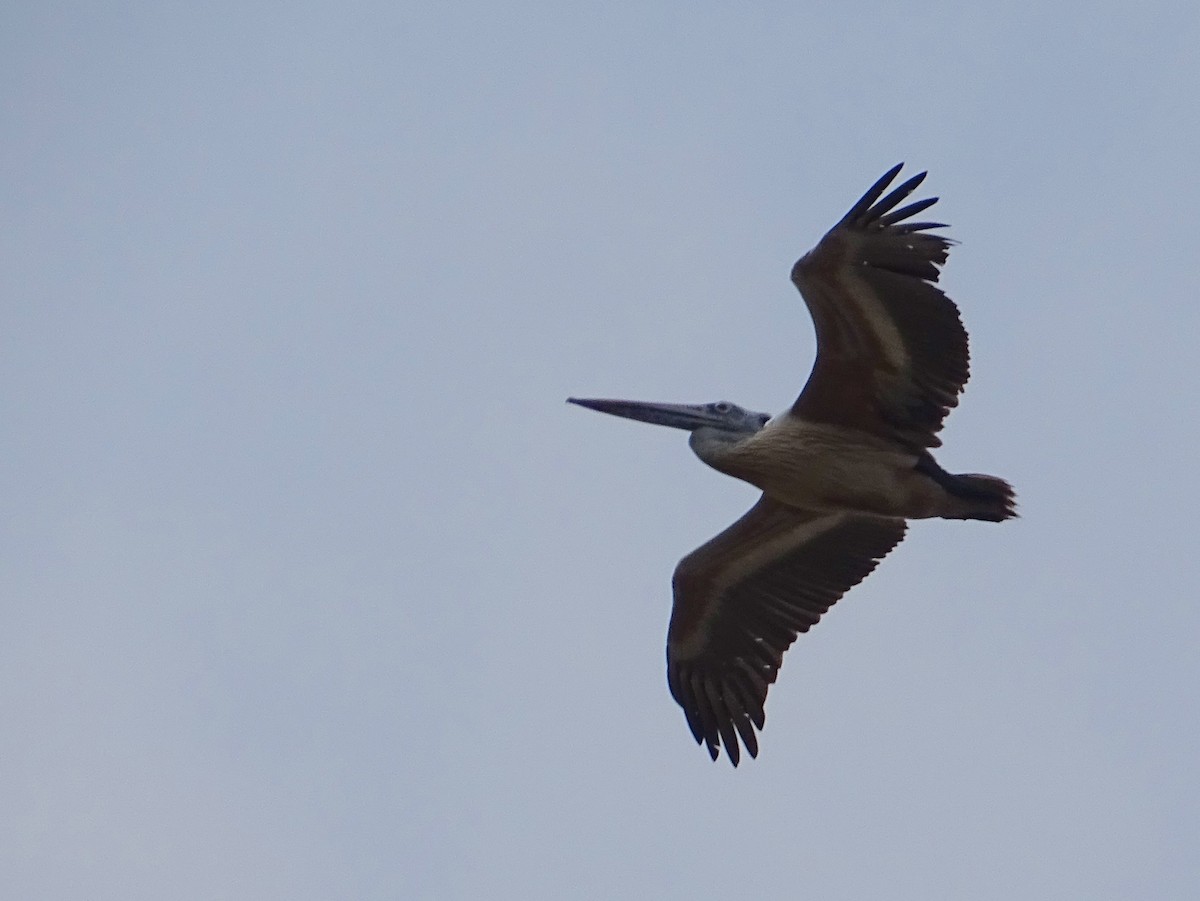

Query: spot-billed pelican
left=569, top=165, right=1015, bottom=766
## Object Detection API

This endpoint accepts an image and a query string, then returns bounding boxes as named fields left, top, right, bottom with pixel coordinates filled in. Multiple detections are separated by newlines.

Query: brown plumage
left=789, top=164, right=968, bottom=451
left=569, top=165, right=1015, bottom=765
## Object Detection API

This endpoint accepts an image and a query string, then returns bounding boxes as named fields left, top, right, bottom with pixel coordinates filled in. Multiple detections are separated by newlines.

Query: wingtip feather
left=838, top=163, right=905, bottom=226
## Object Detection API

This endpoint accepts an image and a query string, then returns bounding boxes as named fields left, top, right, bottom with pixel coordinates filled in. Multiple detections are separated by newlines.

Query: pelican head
left=567, top=397, right=771, bottom=469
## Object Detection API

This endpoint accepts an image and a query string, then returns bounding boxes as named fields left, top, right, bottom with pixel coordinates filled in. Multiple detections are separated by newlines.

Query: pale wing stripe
left=668, top=510, right=847, bottom=661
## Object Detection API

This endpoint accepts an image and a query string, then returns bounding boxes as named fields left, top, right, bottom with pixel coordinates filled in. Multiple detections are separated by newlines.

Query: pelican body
left=569, top=165, right=1015, bottom=766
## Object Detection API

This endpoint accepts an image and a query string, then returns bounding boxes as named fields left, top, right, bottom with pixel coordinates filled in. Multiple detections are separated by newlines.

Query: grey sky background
left=4, top=3, right=1199, bottom=899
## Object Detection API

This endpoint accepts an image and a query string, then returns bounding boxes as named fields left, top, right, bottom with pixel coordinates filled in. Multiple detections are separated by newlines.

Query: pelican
left=568, top=165, right=1015, bottom=766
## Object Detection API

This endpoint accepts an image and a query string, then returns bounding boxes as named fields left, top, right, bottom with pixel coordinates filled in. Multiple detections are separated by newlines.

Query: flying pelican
left=568, top=165, right=1015, bottom=766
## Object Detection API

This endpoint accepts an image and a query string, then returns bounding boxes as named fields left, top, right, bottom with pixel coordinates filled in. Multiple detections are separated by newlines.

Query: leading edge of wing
left=666, top=496, right=906, bottom=766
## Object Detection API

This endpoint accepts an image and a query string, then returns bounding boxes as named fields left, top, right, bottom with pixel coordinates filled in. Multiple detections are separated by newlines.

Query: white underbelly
left=734, top=421, right=920, bottom=515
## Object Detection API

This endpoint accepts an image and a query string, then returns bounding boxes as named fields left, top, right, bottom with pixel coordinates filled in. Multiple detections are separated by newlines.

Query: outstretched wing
left=789, top=164, right=969, bottom=451
left=667, top=496, right=906, bottom=765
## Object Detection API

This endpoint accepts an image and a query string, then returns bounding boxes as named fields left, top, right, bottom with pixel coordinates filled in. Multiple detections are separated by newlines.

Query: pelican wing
left=789, top=164, right=969, bottom=450
left=667, top=496, right=906, bottom=765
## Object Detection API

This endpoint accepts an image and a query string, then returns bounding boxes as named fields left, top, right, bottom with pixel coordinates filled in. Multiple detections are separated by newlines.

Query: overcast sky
left=4, top=3, right=1199, bottom=899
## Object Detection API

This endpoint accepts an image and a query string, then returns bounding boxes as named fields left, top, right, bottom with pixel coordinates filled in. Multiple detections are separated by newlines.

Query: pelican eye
left=712, top=402, right=734, bottom=414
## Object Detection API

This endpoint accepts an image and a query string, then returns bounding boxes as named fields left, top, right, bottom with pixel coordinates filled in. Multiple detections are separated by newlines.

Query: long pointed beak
left=567, top=397, right=721, bottom=431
